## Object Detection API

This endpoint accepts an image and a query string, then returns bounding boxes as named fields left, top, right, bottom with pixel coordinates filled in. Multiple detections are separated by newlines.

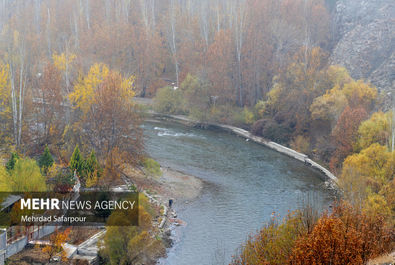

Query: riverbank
left=122, top=163, right=203, bottom=258
left=123, top=164, right=203, bottom=202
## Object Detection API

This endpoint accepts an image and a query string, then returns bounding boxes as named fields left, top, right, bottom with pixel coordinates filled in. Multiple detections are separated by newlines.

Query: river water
left=143, top=121, right=333, bottom=265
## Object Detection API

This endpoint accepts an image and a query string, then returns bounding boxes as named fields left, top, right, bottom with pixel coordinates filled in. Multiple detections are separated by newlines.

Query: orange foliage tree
left=290, top=203, right=394, bottom=264
left=330, top=106, right=368, bottom=172
left=42, top=228, right=71, bottom=262
left=231, top=202, right=394, bottom=265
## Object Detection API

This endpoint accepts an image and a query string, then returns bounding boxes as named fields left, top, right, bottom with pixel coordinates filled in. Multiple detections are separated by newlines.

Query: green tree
left=153, top=86, right=186, bottom=115
left=9, top=158, right=47, bottom=192
left=70, top=145, right=85, bottom=178
left=85, top=150, right=100, bottom=175
left=85, top=150, right=101, bottom=187
left=182, top=74, right=211, bottom=121
left=38, top=145, right=54, bottom=174
left=5, top=152, right=19, bottom=171
left=0, top=166, right=10, bottom=191
left=101, top=205, right=164, bottom=265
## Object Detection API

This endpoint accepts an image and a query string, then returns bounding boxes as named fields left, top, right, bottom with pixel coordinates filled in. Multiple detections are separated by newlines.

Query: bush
left=182, top=74, right=211, bottom=121
left=252, top=119, right=293, bottom=144
left=142, top=158, right=162, bottom=177
left=290, top=135, right=310, bottom=154
left=251, top=119, right=269, bottom=136
left=209, top=105, right=241, bottom=124
left=153, top=86, right=186, bottom=115
left=53, top=170, right=75, bottom=193
left=232, top=108, right=255, bottom=128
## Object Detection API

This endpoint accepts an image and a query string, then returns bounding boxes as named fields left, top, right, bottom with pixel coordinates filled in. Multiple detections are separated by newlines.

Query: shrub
left=5, top=152, right=19, bottom=171
left=53, top=169, right=75, bottom=193
left=231, top=212, right=306, bottom=265
left=182, top=74, right=211, bottom=121
left=290, top=135, right=310, bottom=154
left=232, top=108, right=255, bottom=128
left=252, top=118, right=294, bottom=144
left=262, top=120, right=293, bottom=144
left=153, top=86, right=186, bottom=115
left=251, top=119, right=269, bottom=136
left=142, top=158, right=162, bottom=177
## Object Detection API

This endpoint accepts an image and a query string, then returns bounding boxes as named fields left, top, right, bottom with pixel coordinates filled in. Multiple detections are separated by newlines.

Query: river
left=143, top=120, right=333, bottom=265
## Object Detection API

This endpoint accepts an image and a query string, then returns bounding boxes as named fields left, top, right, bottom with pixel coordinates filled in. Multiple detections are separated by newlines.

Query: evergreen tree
left=86, top=150, right=97, bottom=173
left=70, top=145, right=85, bottom=177
left=85, top=150, right=101, bottom=187
left=6, top=152, right=19, bottom=171
left=38, top=145, right=54, bottom=174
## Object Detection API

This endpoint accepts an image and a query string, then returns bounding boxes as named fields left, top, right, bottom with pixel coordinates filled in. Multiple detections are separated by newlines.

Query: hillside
left=331, top=0, right=394, bottom=96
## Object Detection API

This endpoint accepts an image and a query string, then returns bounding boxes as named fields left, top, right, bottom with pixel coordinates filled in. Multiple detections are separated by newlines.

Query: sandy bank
left=123, top=165, right=203, bottom=202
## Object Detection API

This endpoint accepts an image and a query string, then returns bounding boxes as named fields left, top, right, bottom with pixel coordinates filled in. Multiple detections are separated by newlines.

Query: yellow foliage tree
left=310, top=86, right=347, bottom=124
left=42, top=228, right=71, bottom=262
left=342, top=144, right=392, bottom=191
left=69, top=63, right=109, bottom=114
left=310, top=67, right=377, bottom=128
left=0, top=63, right=10, bottom=109
left=52, top=52, right=76, bottom=72
left=325, top=65, right=352, bottom=86
left=341, top=144, right=394, bottom=219
left=363, top=193, right=392, bottom=220
left=0, top=63, right=12, bottom=145
left=0, top=166, right=10, bottom=192
left=8, top=158, right=47, bottom=192
left=342, top=80, right=377, bottom=110
left=358, top=111, right=392, bottom=150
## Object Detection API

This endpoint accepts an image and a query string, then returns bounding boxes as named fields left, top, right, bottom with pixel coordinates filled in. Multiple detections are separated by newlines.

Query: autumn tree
left=71, top=66, right=143, bottom=179
left=357, top=111, right=392, bottom=151
left=341, top=144, right=394, bottom=219
left=69, top=63, right=109, bottom=115
left=153, top=86, right=186, bottom=115
left=0, top=165, right=10, bottom=192
left=182, top=74, right=211, bottom=121
left=232, top=202, right=394, bottom=265
left=253, top=47, right=329, bottom=142
left=207, top=30, right=235, bottom=105
left=52, top=52, right=76, bottom=94
left=330, top=106, right=368, bottom=172
left=290, top=203, right=394, bottom=264
left=42, top=228, right=71, bottom=263
left=3, top=29, right=29, bottom=148
left=36, top=62, right=64, bottom=144
left=101, top=198, right=164, bottom=264
left=0, top=63, right=12, bottom=146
